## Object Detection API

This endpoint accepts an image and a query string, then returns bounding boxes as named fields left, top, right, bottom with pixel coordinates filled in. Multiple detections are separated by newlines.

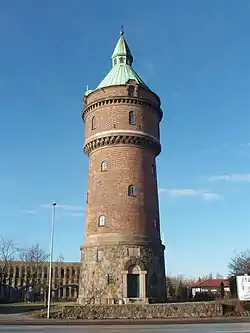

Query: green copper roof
left=111, top=31, right=133, bottom=62
left=96, top=30, right=149, bottom=90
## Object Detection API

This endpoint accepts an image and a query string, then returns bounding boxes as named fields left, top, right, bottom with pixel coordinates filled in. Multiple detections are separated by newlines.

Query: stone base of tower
left=78, top=243, right=166, bottom=305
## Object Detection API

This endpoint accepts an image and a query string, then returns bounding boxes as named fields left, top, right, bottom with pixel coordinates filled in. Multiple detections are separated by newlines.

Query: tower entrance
left=125, top=264, right=143, bottom=300
left=127, top=274, right=140, bottom=298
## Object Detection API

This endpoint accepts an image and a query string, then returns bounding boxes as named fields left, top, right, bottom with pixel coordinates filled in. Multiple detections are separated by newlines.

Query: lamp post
left=47, top=202, right=56, bottom=319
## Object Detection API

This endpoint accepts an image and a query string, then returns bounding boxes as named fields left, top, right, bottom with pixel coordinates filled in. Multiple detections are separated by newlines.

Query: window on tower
left=91, top=116, right=96, bottom=130
left=152, top=164, right=156, bottom=176
left=128, top=185, right=136, bottom=196
left=97, top=250, right=104, bottom=261
left=128, top=86, right=134, bottom=97
left=119, top=57, right=124, bottom=64
left=107, top=273, right=114, bottom=284
left=129, top=111, right=136, bottom=125
left=153, top=217, right=160, bottom=231
left=98, top=215, right=105, bottom=227
left=101, top=160, right=108, bottom=172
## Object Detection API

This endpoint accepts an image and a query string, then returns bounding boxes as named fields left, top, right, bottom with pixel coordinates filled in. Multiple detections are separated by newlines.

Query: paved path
left=0, top=313, right=33, bottom=321
left=1, top=323, right=250, bottom=332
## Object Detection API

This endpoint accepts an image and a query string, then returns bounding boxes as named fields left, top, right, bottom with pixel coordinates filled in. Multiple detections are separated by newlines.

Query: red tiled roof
left=192, top=279, right=229, bottom=288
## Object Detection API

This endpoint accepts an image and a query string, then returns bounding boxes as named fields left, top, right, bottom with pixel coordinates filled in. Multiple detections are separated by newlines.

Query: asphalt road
left=1, top=323, right=250, bottom=332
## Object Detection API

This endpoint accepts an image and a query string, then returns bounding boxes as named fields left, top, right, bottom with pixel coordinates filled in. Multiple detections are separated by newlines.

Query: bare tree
left=56, top=254, right=64, bottom=263
left=228, top=250, right=250, bottom=276
left=166, top=277, right=175, bottom=298
left=197, top=273, right=213, bottom=282
left=0, top=238, right=18, bottom=284
left=19, top=244, right=49, bottom=284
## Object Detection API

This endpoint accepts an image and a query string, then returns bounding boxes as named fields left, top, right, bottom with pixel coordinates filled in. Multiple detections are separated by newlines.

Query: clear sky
left=1, top=0, right=250, bottom=278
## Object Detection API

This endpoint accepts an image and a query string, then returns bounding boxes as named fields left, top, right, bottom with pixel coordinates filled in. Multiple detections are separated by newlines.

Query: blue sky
left=1, top=0, right=250, bottom=278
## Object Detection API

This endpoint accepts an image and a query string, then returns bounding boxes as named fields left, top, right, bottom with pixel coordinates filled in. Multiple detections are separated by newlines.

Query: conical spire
left=95, top=29, right=148, bottom=90
left=111, top=28, right=133, bottom=67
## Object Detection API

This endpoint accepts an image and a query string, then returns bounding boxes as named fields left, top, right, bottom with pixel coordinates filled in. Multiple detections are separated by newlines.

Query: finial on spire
left=120, top=25, right=124, bottom=36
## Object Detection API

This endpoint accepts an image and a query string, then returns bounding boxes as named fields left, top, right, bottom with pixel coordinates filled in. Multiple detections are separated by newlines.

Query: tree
left=166, top=277, right=175, bottom=298
left=0, top=238, right=18, bottom=284
left=166, top=275, right=195, bottom=300
left=19, top=244, right=49, bottom=284
left=220, top=281, right=225, bottom=299
left=56, top=254, right=64, bottom=263
left=197, top=273, right=213, bottom=282
left=228, top=250, right=250, bottom=276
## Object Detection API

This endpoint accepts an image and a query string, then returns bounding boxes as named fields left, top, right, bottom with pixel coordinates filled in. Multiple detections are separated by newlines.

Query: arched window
left=91, top=116, right=96, bottom=130
left=128, top=86, right=134, bottom=97
left=128, top=185, right=136, bottom=196
left=129, top=111, right=136, bottom=125
left=101, top=160, right=108, bottom=172
left=98, top=215, right=105, bottom=227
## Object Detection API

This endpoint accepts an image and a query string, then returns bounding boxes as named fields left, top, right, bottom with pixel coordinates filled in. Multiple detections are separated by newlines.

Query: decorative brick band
left=83, top=134, right=161, bottom=156
left=82, top=97, right=163, bottom=121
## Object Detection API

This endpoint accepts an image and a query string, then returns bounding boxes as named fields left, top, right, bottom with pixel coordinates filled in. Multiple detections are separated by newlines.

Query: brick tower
left=78, top=30, right=166, bottom=305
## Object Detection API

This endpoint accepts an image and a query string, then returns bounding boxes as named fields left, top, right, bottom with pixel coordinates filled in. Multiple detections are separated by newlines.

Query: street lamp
left=47, top=202, right=56, bottom=319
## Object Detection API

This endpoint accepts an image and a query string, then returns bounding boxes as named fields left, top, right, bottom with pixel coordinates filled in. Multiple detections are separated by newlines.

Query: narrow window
left=98, top=215, right=105, bottom=227
left=129, top=111, right=136, bottom=125
left=101, top=160, right=108, bottom=172
left=152, top=164, right=156, bottom=175
left=119, top=57, right=124, bottom=64
left=91, top=116, right=96, bottom=130
left=86, top=191, right=89, bottom=204
left=128, top=185, right=136, bottom=196
left=128, top=86, right=134, bottom=97
left=97, top=250, right=104, bottom=261
left=114, top=58, right=117, bottom=66
left=153, top=218, right=160, bottom=231
left=107, top=273, right=114, bottom=284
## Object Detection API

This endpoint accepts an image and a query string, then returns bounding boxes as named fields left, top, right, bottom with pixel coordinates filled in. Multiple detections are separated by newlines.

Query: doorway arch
left=122, top=260, right=147, bottom=301
left=127, top=265, right=140, bottom=298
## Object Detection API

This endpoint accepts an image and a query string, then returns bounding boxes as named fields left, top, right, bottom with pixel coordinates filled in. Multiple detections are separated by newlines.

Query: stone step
left=127, top=298, right=148, bottom=304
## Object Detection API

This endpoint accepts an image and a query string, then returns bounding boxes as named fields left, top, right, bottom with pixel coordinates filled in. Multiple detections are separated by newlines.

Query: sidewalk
left=0, top=316, right=250, bottom=326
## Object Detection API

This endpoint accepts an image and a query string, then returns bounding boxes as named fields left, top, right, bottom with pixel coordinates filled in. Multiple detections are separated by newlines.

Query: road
left=1, top=323, right=250, bottom=332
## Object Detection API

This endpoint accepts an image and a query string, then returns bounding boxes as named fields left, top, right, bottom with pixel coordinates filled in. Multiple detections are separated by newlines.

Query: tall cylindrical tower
left=78, top=30, right=166, bottom=304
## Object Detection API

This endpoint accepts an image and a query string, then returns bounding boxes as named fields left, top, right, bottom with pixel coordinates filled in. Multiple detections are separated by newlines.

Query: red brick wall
left=85, top=146, right=160, bottom=239
left=83, top=83, right=162, bottom=242
left=83, top=85, right=162, bottom=140
left=85, top=102, right=159, bottom=140
left=85, top=85, right=160, bottom=108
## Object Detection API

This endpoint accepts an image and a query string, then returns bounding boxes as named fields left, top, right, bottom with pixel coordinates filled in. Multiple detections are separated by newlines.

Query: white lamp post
left=47, top=202, right=56, bottom=319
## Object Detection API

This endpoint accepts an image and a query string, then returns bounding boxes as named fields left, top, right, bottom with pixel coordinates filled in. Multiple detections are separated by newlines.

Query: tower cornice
left=82, top=95, right=163, bottom=122
left=83, top=133, right=161, bottom=156
left=85, top=129, right=159, bottom=145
